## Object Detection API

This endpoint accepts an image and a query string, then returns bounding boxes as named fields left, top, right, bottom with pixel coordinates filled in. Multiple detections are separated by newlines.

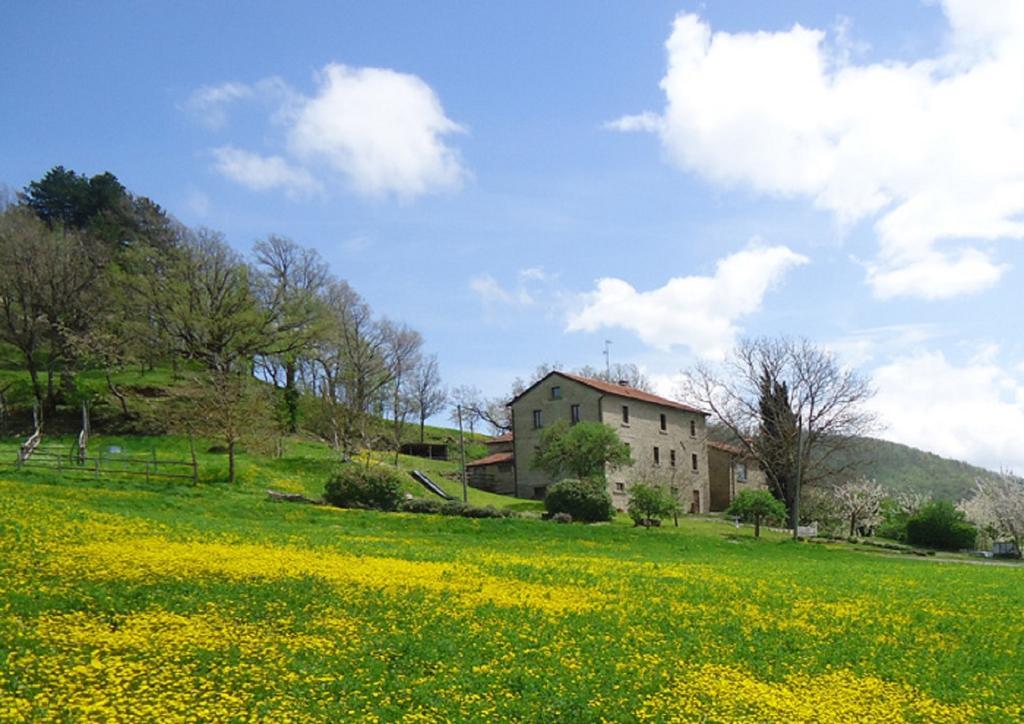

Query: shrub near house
left=544, top=478, right=615, bottom=523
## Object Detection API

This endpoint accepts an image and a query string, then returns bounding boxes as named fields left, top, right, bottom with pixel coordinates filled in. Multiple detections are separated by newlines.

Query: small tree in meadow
left=725, top=489, right=787, bottom=538
left=832, top=478, right=885, bottom=538
left=627, top=483, right=680, bottom=527
left=532, top=420, right=632, bottom=483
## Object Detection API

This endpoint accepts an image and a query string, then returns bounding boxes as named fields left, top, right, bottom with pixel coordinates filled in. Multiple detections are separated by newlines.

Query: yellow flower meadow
left=1, top=476, right=1022, bottom=721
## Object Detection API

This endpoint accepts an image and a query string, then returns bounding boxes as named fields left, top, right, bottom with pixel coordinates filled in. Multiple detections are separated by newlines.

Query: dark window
left=532, top=410, right=542, bottom=429
left=690, top=419, right=696, bottom=437
left=691, top=453, right=699, bottom=471
left=735, top=462, right=748, bottom=482
left=653, top=447, right=660, bottom=465
left=660, top=413, right=667, bottom=431
left=551, top=385, right=562, bottom=400
left=570, top=404, right=580, bottom=424
left=670, top=449, right=677, bottom=467
left=622, top=405, right=630, bottom=424
left=670, top=486, right=678, bottom=496
left=614, top=482, right=625, bottom=493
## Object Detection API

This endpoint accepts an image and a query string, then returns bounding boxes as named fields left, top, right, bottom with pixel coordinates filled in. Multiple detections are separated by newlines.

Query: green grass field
left=1, top=439, right=1023, bottom=722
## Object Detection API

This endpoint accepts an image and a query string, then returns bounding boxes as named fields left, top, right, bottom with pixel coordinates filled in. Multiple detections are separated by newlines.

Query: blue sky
left=3, top=1, right=1023, bottom=471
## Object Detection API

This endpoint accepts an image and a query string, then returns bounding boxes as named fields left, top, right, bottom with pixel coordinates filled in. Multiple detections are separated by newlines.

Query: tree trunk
left=850, top=514, right=857, bottom=538
left=285, top=361, right=298, bottom=433
left=228, top=440, right=236, bottom=484
left=45, top=358, right=56, bottom=414
left=419, top=413, right=426, bottom=444
left=27, top=357, right=43, bottom=412
left=754, top=514, right=761, bottom=538
left=106, top=371, right=130, bottom=418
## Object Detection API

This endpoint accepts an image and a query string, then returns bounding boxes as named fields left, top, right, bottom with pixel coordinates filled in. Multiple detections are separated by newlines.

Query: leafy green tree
left=725, top=489, right=787, bottom=538
left=532, top=420, right=632, bottom=483
left=0, top=207, right=105, bottom=412
left=627, top=483, right=680, bottom=527
left=906, top=501, right=977, bottom=551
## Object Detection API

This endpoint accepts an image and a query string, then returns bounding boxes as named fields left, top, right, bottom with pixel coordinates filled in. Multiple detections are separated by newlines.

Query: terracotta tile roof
left=466, top=451, right=514, bottom=467
left=708, top=440, right=749, bottom=456
left=487, top=433, right=513, bottom=444
left=555, top=371, right=708, bottom=415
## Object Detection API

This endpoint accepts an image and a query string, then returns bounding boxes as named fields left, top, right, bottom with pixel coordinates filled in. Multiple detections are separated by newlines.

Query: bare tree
left=252, top=234, right=329, bottom=432
left=313, top=281, right=392, bottom=456
left=575, top=362, right=653, bottom=392
left=682, top=337, right=877, bottom=530
left=832, top=478, right=885, bottom=537
left=172, top=370, right=272, bottom=483
left=383, top=321, right=423, bottom=462
left=409, top=354, right=447, bottom=443
left=960, top=474, right=1024, bottom=552
left=449, top=385, right=484, bottom=437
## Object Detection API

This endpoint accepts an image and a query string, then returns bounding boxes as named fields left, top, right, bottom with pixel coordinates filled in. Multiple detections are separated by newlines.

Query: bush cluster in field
left=398, top=497, right=516, bottom=519
left=323, top=465, right=516, bottom=519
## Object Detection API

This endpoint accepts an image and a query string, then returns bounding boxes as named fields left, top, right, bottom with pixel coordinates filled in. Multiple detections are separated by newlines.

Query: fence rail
left=3, top=446, right=199, bottom=484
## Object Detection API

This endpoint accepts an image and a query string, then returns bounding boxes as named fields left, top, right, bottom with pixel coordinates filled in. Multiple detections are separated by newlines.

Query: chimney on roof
left=617, top=379, right=629, bottom=387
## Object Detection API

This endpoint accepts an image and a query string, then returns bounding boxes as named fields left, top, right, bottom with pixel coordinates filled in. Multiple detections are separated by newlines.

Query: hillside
left=853, top=436, right=1004, bottom=501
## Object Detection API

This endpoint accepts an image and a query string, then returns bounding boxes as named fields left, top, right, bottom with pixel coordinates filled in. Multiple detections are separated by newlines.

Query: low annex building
left=707, top=440, right=767, bottom=512
left=503, top=371, right=713, bottom=512
left=465, top=433, right=515, bottom=495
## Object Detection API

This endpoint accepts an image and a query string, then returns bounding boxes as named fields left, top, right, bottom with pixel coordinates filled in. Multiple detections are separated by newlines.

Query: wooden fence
left=3, top=443, right=198, bottom=484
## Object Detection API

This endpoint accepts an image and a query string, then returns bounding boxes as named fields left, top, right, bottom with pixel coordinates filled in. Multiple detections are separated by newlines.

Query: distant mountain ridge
left=708, top=422, right=1001, bottom=501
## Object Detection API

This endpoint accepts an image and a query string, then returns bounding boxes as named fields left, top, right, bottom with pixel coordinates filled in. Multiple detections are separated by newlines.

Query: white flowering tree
left=959, top=474, right=1024, bottom=553
left=832, top=479, right=886, bottom=538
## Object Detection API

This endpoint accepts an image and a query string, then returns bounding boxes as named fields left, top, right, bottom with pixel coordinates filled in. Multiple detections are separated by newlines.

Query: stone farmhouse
left=468, top=370, right=714, bottom=511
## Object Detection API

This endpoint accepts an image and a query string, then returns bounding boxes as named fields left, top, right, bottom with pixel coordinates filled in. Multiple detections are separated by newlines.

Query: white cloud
left=183, top=82, right=254, bottom=129
left=826, top=324, right=940, bottom=368
left=210, top=146, right=322, bottom=197
left=469, top=273, right=534, bottom=306
left=602, top=112, right=662, bottom=133
left=612, top=1, right=1024, bottom=299
left=869, top=349, right=1024, bottom=472
left=288, top=64, right=466, bottom=198
left=191, top=64, right=466, bottom=199
left=566, top=244, right=808, bottom=359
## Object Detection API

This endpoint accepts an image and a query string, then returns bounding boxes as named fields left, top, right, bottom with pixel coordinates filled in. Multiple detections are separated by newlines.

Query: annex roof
left=487, top=433, right=513, bottom=444
left=466, top=451, right=514, bottom=468
left=707, top=440, right=750, bottom=457
left=509, top=370, right=708, bottom=415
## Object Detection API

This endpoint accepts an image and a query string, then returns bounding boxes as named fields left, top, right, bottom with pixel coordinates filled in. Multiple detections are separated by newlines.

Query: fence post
left=151, top=448, right=157, bottom=473
left=145, top=460, right=150, bottom=485
left=189, top=432, right=198, bottom=485
left=93, top=457, right=99, bottom=480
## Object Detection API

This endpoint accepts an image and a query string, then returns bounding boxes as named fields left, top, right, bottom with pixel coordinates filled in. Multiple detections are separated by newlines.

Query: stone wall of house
left=512, top=376, right=603, bottom=499
left=708, top=445, right=768, bottom=512
left=467, top=461, right=516, bottom=495
left=600, top=396, right=710, bottom=514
